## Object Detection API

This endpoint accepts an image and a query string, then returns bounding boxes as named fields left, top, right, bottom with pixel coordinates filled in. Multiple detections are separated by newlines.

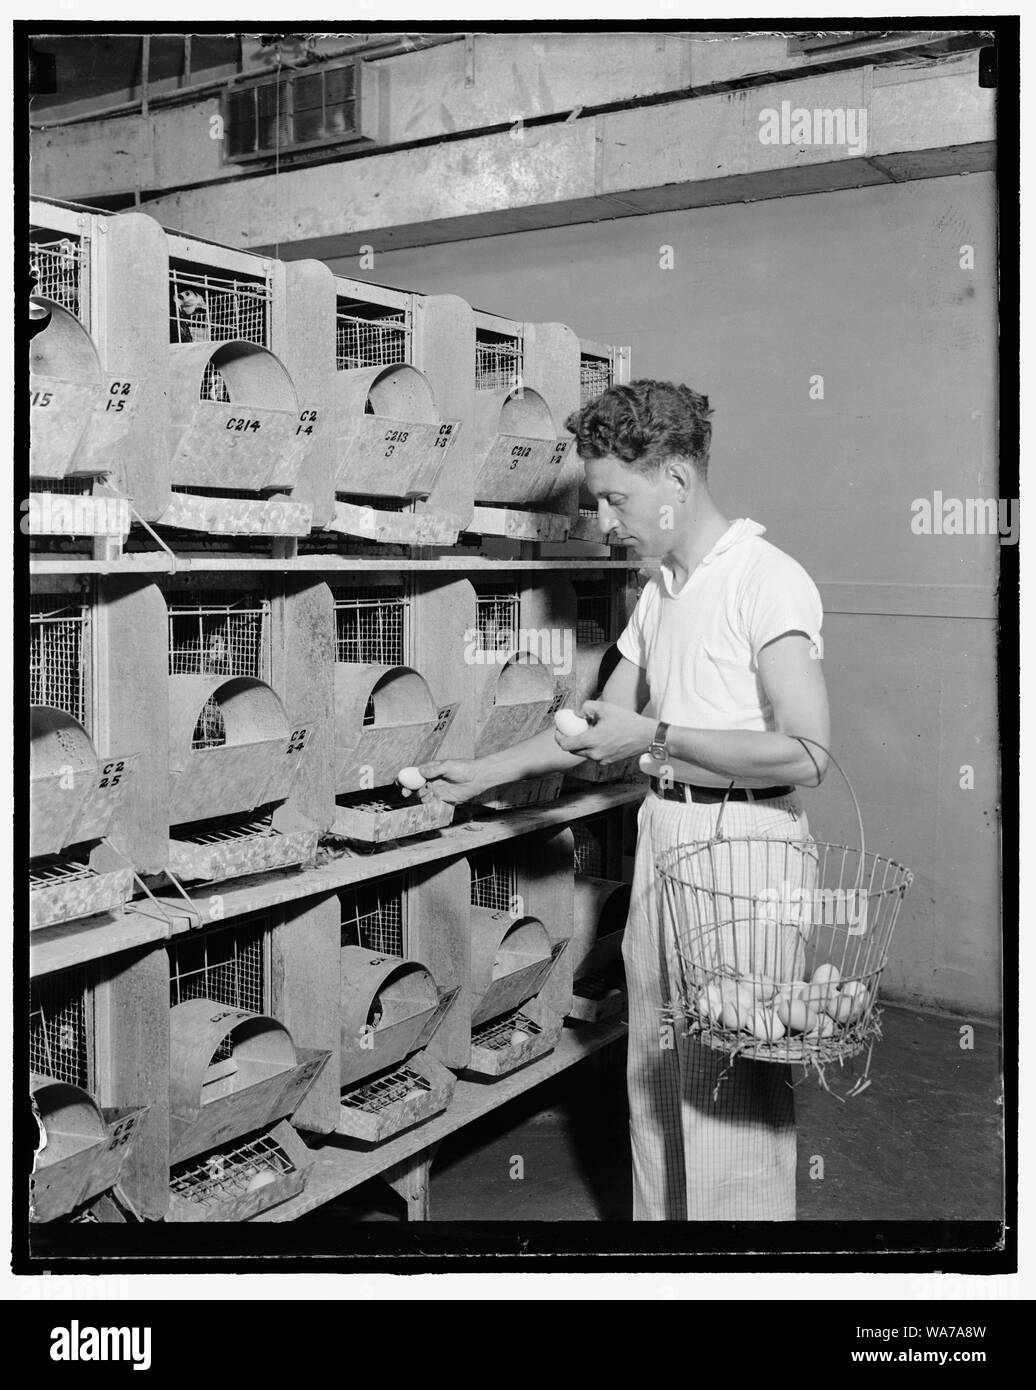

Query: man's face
left=583, top=455, right=676, bottom=558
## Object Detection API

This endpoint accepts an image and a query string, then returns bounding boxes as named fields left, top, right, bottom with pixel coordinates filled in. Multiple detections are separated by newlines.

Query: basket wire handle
left=711, top=736, right=867, bottom=898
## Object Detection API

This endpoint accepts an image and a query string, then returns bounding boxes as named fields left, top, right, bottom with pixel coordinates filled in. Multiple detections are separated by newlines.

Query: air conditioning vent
left=223, top=59, right=379, bottom=163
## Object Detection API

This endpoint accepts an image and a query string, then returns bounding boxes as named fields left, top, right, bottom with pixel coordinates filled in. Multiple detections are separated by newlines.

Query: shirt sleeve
left=616, top=577, right=656, bottom=669
left=739, top=549, right=825, bottom=661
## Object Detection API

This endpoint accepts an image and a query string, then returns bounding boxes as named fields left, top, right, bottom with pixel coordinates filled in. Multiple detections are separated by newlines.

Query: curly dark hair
left=564, top=379, right=713, bottom=477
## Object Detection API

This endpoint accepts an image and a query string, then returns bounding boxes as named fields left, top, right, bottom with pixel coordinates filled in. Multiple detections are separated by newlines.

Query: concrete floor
left=305, top=1003, right=1002, bottom=1223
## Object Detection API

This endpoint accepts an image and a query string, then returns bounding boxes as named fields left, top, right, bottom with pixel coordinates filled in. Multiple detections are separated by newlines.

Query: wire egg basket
left=655, top=739, right=913, bottom=1094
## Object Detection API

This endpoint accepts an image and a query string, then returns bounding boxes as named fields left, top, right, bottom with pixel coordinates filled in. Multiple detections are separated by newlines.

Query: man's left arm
left=558, top=632, right=830, bottom=786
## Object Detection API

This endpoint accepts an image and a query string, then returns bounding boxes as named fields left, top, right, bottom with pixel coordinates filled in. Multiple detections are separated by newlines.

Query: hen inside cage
left=30, top=233, right=88, bottom=323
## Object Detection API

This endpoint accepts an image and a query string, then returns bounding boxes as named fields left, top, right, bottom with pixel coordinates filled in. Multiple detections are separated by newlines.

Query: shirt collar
left=658, top=518, right=766, bottom=594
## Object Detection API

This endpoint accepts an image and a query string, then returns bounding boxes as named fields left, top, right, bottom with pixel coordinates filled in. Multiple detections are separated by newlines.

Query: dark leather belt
left=649, top=777, right=793, bottom=803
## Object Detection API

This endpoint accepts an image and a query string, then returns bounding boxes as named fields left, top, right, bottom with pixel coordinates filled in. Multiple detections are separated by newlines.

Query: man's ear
left=664, top=457, right=695, bottom=498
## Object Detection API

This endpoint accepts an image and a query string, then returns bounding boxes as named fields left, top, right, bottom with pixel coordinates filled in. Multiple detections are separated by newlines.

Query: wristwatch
left=648, top=720, right=670, bottom=761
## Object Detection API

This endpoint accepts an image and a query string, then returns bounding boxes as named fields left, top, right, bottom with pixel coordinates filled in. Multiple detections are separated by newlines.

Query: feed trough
left=333, top=363, right=460, bottom=500
left=29, top=297, right=140, bottom=484
left=167, top=1119, right=313, bottom=1223
left=337, top=947, right=458, bottom=1142
left=160, top=340, right=312, bottom=535
left=470, top=386, right=572, bottom=541
left=167, top=998, right=329, bottom=1165
left=332, top=664, right=457, bottom=842
left=30, top=1074, right=146, bottom=1223
left=166, top=676, right=316, bottom=881
left=466, top=909, right=566, bottom=1077
left=471, top=651, right=566, bottom=809
left=30, top=706, right=136, bottom=929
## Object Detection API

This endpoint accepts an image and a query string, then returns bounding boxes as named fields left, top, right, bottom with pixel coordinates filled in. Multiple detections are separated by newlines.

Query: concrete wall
left=323, top=172, right=1000, bottom=1018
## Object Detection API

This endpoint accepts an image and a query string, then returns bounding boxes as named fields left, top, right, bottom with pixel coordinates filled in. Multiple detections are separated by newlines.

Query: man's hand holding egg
left=553, top=700, right=657, bottom=764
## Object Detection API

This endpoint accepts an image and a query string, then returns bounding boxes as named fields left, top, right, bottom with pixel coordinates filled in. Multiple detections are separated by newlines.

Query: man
left=417, top=379, right=830, bottom=1221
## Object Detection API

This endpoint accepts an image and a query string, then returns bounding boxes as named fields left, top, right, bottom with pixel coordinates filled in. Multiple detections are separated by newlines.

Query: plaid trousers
left=623, top=789, right=812, bottom=1221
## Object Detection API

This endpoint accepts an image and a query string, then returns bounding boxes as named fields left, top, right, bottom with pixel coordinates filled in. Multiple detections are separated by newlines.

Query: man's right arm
left=416, top=654, right=650, bottom=805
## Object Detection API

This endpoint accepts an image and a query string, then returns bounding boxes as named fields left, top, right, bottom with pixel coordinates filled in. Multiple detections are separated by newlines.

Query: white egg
left=811, top=963, right=842, bottom=989
left=826, top=991, right=857, bottom=1025
left=720, top=995, right=755, bottom=1032
left=510, top=1029, right=531, bottom=1047
left=695, top=985, right=725, bottom=1022
left=802, top=983, right=834, bottom=1011
left=554, top=709, right=590, bottom=737
left=397, top=766, right=426, bottom=791
left=806, top=1013, right=837, bottom=1038
left=776, top=997, right=819, bottom=1034
left=749, top=1008, right=786, bottom=1043
left=246, top=1170, right=279, bottom=1192
left=745, top=973, right=778, bottom=1002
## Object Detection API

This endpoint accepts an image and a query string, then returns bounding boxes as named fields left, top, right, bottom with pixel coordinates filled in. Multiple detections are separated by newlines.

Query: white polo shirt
left=617, top=518, right=823, bottom=782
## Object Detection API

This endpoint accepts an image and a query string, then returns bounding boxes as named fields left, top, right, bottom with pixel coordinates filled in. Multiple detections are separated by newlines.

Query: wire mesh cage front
left=579, top=353, right=612, bottom=404
left=169, top=1129, right=294, bottom=1206
left=340, top=878, right=406, bottom=958
left=170, top=264, right=272, bottom=402
left=340, top=1062, right=432, bottom=1113
left=30, top=596, right=90, bottom=728
left=333, top=586, right=410, bottom=665
left=30, top=234, right=89, bottom=325
left=573, top=815, right=610, bottom=878
left=168, top=589, right=269, bottom=677
left=170, top=267, right=271, bottom=347
left=29, top=968, right=91, bottom=1089
left=168, top=589, right=269, bottom=749
left=474, top=584, right=519, bottom=653
left=656, top=833, right=913, bottom=1079
left=469, top=848, right=518, bottom=913
left=475, top=329, right=523, bottom=391
left=574, top=579, right=614, bottom=644
left=169, top=917, right=270, bottom=1062
left=335, top=304, right=410, bottom=370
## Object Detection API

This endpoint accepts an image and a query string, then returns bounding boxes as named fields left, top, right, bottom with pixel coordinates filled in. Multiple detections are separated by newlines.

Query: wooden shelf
left=252, top=1014, right=629, bottom=1222
left=30, top=553, right=640, bottom=576
left=30, top=783, right=644, bottom=973
left=29, top=902, right=178, bottom=979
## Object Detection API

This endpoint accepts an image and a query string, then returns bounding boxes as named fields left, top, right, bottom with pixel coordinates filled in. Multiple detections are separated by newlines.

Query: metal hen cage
left=469, top=846, right=519, bottom=913
left=335, top=301, right=410, bottom=371
left=339, top=877, right=407, bottom=958
left=573, top=579, right=615, bottom=644
left=30, top=233, right=89, bottom=325
left=333, top=586, right=410, bottom=666
left=167, top=589, right=269, bottom=749
left=475, top=327, right=523, bottom=392
left=30, top=594, right=90, bottom=729
left=474, top=584, right=519, bottom=653
left=29, top=968, right=91, bottom=1089
left=169, top=263, right=272, bottom=402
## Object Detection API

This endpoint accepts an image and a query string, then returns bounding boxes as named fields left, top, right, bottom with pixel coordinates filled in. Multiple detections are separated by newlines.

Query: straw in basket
left=655, top=738, right=913, bottom=1097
